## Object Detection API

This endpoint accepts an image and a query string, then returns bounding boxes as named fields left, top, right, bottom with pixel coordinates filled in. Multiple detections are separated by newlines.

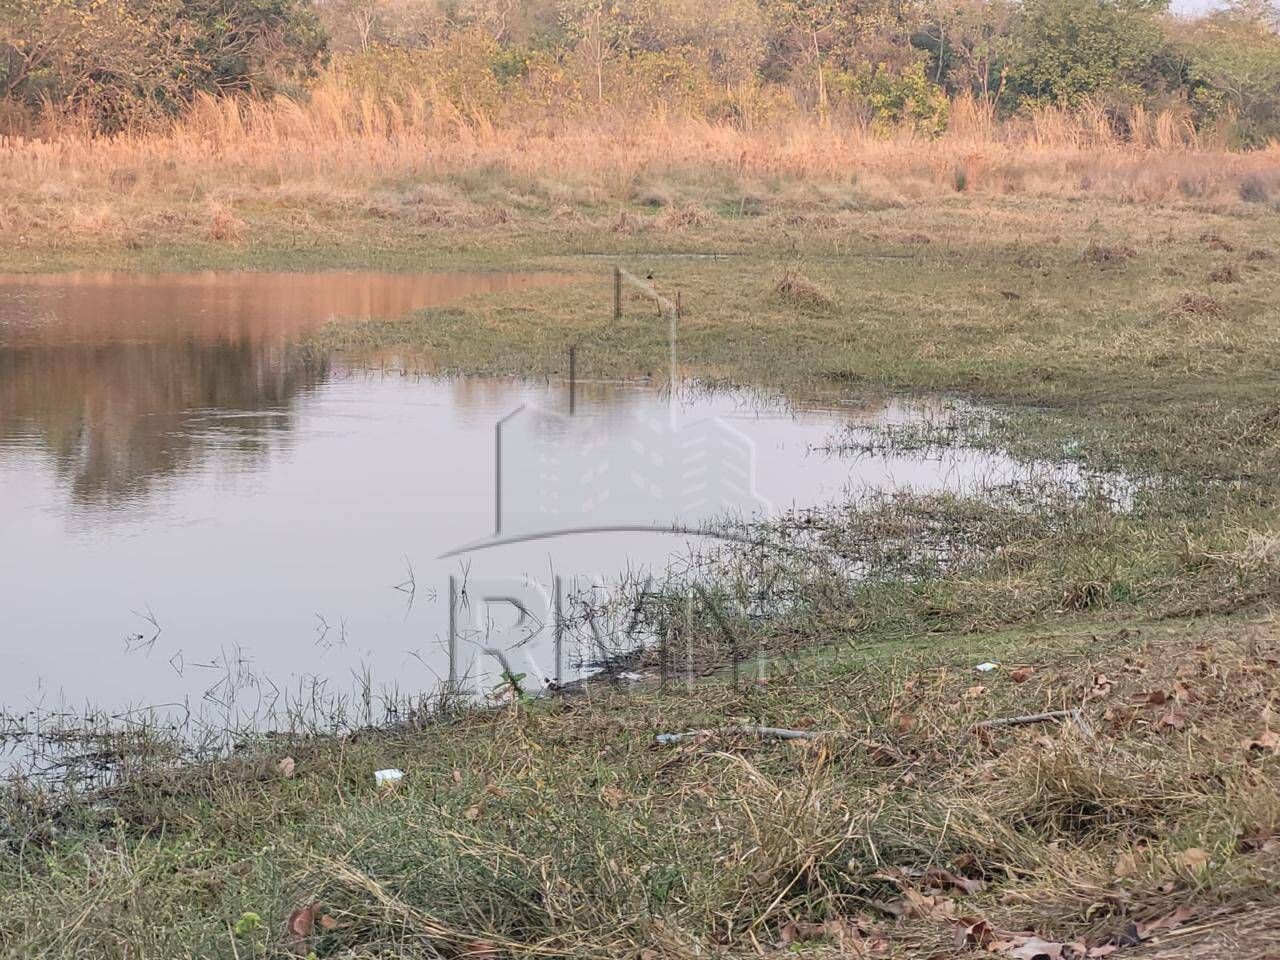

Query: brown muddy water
left=0, top=270, right=1072, bottom=746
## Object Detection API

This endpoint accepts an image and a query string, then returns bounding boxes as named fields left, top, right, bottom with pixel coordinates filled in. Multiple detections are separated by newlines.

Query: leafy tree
left=0, top=0, right=326, bottom=128
left=1176, top=0, right=1280, bottom=144
left=761, top=0, right=932, bottom=111
left=0, top=0, right=187, bottom=125
left=314, top=0, right=384, bottom=52
left=830, top=58, right=951, bottom=131
left=626, top=0, right=765, bottom=88
left=180, top=0, right=327, bottom=95
left=1004, top=0, right=1172, bottom=106
left=916, top=0, right=1014, bottom=106
left=762, top=0, right=847, bottom=108
left=558, top=0, right=636, bottom=102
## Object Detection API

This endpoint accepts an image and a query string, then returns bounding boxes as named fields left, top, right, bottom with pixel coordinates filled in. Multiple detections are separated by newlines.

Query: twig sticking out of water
left=395, top=555, right=417, bottom=617
left=124, top=605, right=162, bottom=654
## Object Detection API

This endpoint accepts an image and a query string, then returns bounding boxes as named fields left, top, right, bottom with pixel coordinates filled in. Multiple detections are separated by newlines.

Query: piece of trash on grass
left=974, top=661, right=1001, bottom=673
left=374, top=768, right=405, bottom=788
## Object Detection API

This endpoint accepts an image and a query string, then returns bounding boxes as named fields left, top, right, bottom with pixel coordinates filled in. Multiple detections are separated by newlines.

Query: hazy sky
left=1170, top=0, right=1229, bottom=14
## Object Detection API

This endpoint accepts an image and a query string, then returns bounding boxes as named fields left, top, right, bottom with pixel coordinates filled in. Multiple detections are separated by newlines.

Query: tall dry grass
left=2, top=77, right=1277, bottom=249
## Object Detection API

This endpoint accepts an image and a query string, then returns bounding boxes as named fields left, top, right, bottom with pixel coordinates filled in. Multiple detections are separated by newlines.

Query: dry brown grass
left=754, top=618, right=1280, bottom=957
left=2, top=80, right=1279, bottom=251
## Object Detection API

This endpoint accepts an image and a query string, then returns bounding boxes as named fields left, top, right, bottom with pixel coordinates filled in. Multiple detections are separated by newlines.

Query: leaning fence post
left=613, top=266, right=622, bottom=323
left=568, top=344, right=577, bottom=416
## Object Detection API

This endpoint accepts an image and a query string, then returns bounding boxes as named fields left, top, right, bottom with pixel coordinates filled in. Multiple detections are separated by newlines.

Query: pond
left=0, top=270, right=1061, bottom=744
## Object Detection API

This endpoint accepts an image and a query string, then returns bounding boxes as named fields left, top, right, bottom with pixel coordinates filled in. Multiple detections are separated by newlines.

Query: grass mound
left=772, top=267, right=836, bottom=312
left=1081, top=241, right=1137, bottom=266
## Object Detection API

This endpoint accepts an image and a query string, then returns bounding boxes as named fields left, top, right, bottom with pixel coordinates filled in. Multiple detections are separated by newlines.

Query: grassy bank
left=3, top=146, right=1280, bottom=957
left=5, top=614, right=1280, bottom=958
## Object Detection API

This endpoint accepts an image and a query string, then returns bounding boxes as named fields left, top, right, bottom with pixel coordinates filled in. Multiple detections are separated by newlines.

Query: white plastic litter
left=974, top=661, right=1000, bottom=673
left=374, top=768, right=405, bottom=787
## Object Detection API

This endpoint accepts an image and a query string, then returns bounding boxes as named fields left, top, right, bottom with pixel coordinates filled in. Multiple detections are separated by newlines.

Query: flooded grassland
left=2, top=191, right=1279, bottom=959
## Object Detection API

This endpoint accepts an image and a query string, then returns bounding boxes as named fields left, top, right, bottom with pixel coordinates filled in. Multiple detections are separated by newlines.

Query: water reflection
left=0, top=342, right=327, bottom=506
left=0, top=270, right=575, bottom=507
left=0, top=270, right=575, bottom=347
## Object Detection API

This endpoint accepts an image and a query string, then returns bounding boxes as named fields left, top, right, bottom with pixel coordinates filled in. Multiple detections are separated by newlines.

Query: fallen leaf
left=922, top=867, right=985, bottom=896
left=953, top=916, right=996, bottom=950
left=998, top=891, right=1037, bottom=905
left=1009, top=667, right=1036, bottom=683
left=1175, top=848, right=1210, bottom=871
left=1103, top=705, right=1134, bottom=731
left=1243, top=730, right=1280, bottom=752
left=818, top=918, right=862, bottom=940
left=861, top=740, right=905, bottom=766
left=1113, top=852, right=1139, bottom=878
left=463, top=805, right=482, bottom=821
left=1004, top=936, right=1065, bottom=960
left=1114, top=921, right=1142, bottom=947
left=287, top=904, right=317, bottom=940
left=601, top=786, right=625, bottom=807
left=1159, top=711, right=1188, bottom=730
left=779, top=917, right=862, bottom=944
left=900, top=889, right=957, bottom=920
left=1136, top=690, right=1169, bottom=706
left=1240, top=831, right=1280, bottom=854
left=1137, top=906, right=1193, bottom=938
left=277, top=756, right=296, bottom=779
left=896, top=714, right=917, bottom=733
left=965, top=685, right=988, bottom=699
left=1090, top=674, right=1114, bottom=697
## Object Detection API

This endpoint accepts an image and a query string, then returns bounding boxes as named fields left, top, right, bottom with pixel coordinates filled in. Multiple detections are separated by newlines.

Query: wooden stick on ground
left=973, top=708, right=1095, bottom=742
left=655, top=725, right=824, bottom=746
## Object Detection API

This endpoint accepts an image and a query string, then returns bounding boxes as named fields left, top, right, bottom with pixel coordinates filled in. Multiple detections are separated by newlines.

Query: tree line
left=3, top=0, right=1279, bottom=144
